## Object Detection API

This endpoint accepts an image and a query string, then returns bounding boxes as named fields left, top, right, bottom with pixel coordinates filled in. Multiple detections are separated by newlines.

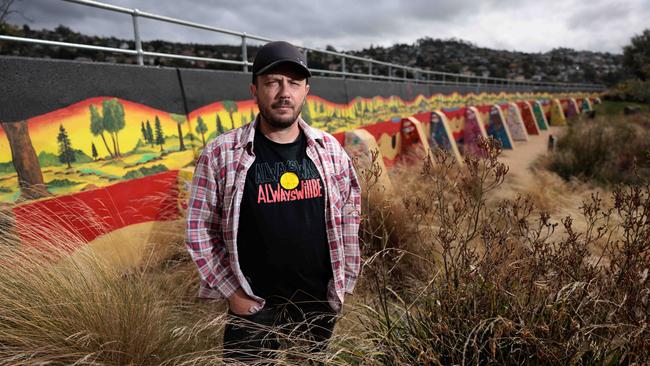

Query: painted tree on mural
left=57, top=124, right=75, bottom=169
left=91, top=143, right=98, bottom=161
left=216, top=114, right=224, bottom=135
left=195, top=115, right=208, bottom=147
left=0, top=121, right=49, bottom=200
left=249, top=109, right=256, bottom=123
left=154, top=116, right=165, bottom=152
left=89, top=104, right=114, bottom=158
left=145, top=120, right=154, bottom=148
left=170, top=114, right=187, bottom=151
left=302, top=103, right=312, bottom=124
left=222, top=100, right=238, bottom=130
left=102, top=99, right=126, bottom=157
left=140, top=121, right=147, bottom=144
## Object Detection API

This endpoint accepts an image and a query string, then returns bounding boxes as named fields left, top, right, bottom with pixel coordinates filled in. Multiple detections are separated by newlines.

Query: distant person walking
left=186, top=41, right=361, bottom=363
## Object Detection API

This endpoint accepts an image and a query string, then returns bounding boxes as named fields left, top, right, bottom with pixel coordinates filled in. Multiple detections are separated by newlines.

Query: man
left=186, top=41, right=361, bottom=362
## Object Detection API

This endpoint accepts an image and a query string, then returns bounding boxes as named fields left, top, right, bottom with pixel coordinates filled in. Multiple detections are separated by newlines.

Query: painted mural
left=505, top=103, right=528, bottom=141
left=487, top=105, right=514, bottom=149
left=581, top=98, right=593, bottom=112
left=532, top=101, right=549, bottom=131
left=0, top=92, right=598, bottom=204
left=0, top=97, right=197, bottom=203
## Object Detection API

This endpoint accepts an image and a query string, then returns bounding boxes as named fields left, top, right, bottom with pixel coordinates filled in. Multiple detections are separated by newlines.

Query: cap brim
left=255, top=59, right=312, bottom=78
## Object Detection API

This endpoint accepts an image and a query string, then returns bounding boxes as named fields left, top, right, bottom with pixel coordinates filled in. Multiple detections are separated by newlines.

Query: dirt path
left=498, top=126, right=565, bottom=190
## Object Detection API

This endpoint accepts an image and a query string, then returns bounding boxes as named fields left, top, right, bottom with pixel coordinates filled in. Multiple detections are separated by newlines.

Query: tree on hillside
left=91, top=142, right=98, bottom=161
left=170, top=114, right=187, bottom=151
left=216, top=114, right=225, bottom=135
left=89, top=104, right=114, bottom=158
left=623, top=28, right=650, bottom=81
left=195, top=115, right=208, bottom=147
left=102, top=98, right=125, bottom=157
left=301, top=103, right=312, bottom=125
left=57, top=124, right=75, bottom=169
left=154, top=116, right=165, bottom=152
left=222, top=100, right=238, bottom=130
left=140, top=121, right=148, bottom=144
left=145, top=120, right=154, bottom=147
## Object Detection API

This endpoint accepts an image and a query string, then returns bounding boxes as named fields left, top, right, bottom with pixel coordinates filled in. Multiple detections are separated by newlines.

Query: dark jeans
left=222, top=300, right=337, bottom=364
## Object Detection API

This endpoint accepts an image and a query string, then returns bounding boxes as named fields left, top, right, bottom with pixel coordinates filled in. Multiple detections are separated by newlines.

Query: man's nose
left=277, top=80, right=291, bottom=97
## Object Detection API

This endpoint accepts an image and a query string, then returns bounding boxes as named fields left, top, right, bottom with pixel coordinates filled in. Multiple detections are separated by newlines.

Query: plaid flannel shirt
left=186, top=117, right=361, bottom=310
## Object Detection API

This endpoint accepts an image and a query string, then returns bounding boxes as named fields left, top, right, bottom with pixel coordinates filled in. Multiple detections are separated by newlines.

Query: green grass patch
left=122, top=164, right=168, bottom=180
left=594, top=100, right=650, bottom=115
left=46, top=179, right=82, bottom=188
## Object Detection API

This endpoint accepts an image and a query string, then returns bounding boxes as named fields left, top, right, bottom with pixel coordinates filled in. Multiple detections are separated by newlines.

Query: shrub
left=337, top=138, right=649, bottom=365
left=549, top=113, right=650, bottom=185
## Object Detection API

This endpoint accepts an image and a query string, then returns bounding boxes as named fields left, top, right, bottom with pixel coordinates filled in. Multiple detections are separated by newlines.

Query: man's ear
left=249, top=83, right=258, bottom=103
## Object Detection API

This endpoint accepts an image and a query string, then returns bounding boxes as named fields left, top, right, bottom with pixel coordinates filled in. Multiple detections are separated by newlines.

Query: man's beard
left=259, top=98, right=304, bottom=129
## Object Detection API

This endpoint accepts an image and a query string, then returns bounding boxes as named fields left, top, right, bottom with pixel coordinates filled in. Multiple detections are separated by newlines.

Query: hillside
left=0, top=23, right=624, bottom=85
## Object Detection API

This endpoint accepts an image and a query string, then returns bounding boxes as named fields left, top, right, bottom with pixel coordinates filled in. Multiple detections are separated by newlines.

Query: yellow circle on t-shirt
left=279, top=171, right=299, bottom=190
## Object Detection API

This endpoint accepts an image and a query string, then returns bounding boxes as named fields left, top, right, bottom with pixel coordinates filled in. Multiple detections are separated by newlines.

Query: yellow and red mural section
left=1, top=91, right=599, bottom=249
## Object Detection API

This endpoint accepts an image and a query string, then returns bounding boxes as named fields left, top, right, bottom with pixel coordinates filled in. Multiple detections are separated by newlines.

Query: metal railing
left=0, top=0, right=605, bottom=92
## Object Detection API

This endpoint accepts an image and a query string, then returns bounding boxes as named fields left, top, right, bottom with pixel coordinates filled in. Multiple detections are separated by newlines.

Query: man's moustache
left=272, top=101, right=294, bottom=108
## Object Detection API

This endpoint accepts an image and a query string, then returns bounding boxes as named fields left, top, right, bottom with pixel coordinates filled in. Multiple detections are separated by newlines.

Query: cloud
left=7, top=0, right=650, bottom=53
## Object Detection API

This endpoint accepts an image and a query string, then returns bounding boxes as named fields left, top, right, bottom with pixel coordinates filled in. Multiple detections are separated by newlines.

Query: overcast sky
left=7, top=0, right=650, bottom=54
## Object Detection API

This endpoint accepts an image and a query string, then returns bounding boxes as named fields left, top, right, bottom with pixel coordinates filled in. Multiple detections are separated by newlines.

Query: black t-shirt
left=237, top=128, right=332, bottom=305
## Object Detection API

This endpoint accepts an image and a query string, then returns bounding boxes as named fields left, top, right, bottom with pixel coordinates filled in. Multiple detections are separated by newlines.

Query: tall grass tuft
left=0, top=202, right=230, bottom=365
left=549, top=111, right=650, bottom=185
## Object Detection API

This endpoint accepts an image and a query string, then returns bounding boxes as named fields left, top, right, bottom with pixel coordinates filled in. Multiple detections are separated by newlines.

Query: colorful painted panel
left=506, top=103, right=528, bottom=141
left=518, top=101, right=540, bottom=135
left=532, top=101, right=549, bottom=130
left=463, top=107, right=489, bottom=157
left=549, top=99, right=567, bottom=126
left=581, top=98, right=593, bottom=112
left=567, top=98, right=580, bottom=118
left=487, top=105, right=514, bottom=149
left=428, top=111, right=463, bottom=164
left=429, top=111, right=454, bottom=152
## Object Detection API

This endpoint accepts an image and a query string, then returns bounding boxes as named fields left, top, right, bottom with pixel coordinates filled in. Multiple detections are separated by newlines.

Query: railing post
left=341, top=56, right=346, bottom=79
left=368, top=61, right=372, bottom=79
left=388, top=65, right=392, bottom=80
left=241, top=33, right=248, bottom=72
left=403, top=67, right=406, bottom=81
left=131, top=8, right=144, bottom=65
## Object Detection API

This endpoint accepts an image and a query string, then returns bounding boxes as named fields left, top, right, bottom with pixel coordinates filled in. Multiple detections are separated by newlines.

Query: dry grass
left=0, top=132, right=648, bottom=365
left=342, top=138, right=650, bottom=365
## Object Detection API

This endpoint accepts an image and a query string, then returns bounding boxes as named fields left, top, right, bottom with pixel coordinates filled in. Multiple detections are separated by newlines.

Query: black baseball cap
left=252, top=41, right=311, bottom=82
